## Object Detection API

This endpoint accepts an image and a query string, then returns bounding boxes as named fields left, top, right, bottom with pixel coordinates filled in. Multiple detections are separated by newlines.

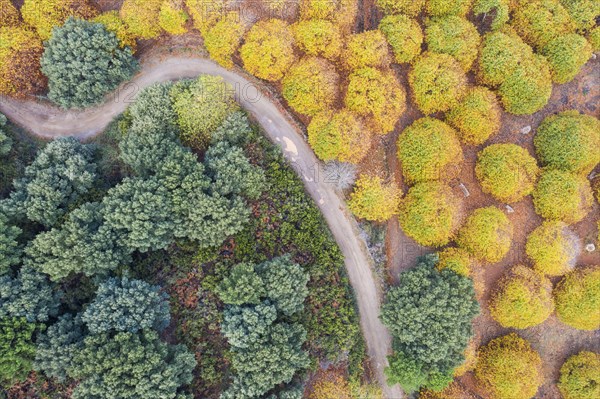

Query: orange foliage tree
left=21, top=0, right=99, bottom=40
left=308, top=370, right=352, bottom=399
left=0, top=27, right=47, bottom=98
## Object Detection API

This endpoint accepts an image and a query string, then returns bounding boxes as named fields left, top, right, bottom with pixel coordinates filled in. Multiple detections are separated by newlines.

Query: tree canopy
left=41, top=18, right=138, bottom=109
left=381, top=255, right=479, bottom=393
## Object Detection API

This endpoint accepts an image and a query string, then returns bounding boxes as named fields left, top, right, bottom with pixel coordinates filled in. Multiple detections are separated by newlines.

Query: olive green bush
left=511, top=0, right=577, bottom=49
left=554, top=265, right=600, bottom=330
left=532, top=169, right=593, bottom=223
left=308, top=109, right=371, bottom=163
left=409, top=52, right=468, bottom=114
left=342, top=30, right=391, bottom=70
left=534, top=110, right=600, bottom=175
left=457, top=207, right=513, bottom=263
left=526, top=221, right=580, bottom=276
left=498, top=54, right=553, bottom=115
left=379, top=15, right=423, bottom=64
left=292, top=19, right=343, bottom=60
left=445, top=86, right=501, bottom=145
left=475, top=144, right=539, bottom=203
left=436, top=247, right=472, bottom=277
left=542, top=34, right=593, bottom=83
left=397, top=118, right=463, bottom=185
left=345, top=67, right=406, bottom=134
left=474, top=333, right=543, bottom=399
left=425, top=16, right=481, bottom=71
left=488, top=265, right=554, bottom=329
left=282, top=57, right=339, bottom=116
left=558, top=351, right=600, bottom=399
left=399, top=182, right=462, bottom=247
left=477, top=28, right=535, bottom=86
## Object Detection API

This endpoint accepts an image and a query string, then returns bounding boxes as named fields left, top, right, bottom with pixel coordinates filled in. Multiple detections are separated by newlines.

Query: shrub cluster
left=399, top=182, right=462, bottom=247
left=534, top=110, right=600, bottom=175
left=21, top=0, right=99, bottom=40
left=457, top=207, right=513, bottom=263
left=477, top=29, right=552, bottom=114
left=558, top=351, right=600, bottom=399
left=348, top=175, right=402, bottom=222
left=445, top=86, right=501, bottom=145
left=526, top=221, right=580, bottom=276
left=397, top=118, right=464, bottom=185
left=475, top=144, right=539, bottom=203
left=532, top=169, right=593, bottom=223
left=554, top=265, right=600, bottom=330
left=474, top=333, right=543, bottom=399
left=409, top=52, right=468, bottom=114
left=488, top=265, right=554, bottom=329
left=203, top=12, right=244, bottom=68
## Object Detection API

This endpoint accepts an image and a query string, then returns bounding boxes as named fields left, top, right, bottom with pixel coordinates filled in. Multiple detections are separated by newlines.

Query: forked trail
left=0, top=56, right=404, bottom=399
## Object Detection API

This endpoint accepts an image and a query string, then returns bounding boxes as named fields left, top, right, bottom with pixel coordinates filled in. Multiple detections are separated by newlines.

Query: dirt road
left=0, top=56, right=404, bottom=399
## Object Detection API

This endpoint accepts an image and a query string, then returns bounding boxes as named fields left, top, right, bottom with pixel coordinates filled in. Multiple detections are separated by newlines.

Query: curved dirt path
left=0, top=56, right=403, bottom=399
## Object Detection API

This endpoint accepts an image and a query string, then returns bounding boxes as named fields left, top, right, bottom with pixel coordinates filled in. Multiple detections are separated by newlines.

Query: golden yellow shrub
left=93, top=11, right=137, bottom=52
left=186, top=0, right=226, bottom=35
left=292, top=19, right=343, bottom=60
left=204, top=12, right=244, bottom=68
left=558, top=351, right=600, bottom=399
left=445, top=86, right=501, bottom=145
left=554, top=265, right=600, bottom=330
left=282, top=57, right=339, bottom=116
left=489, top=265, right=554, bottom=329
left=21, top=0, right=99, bottom=40
left=0, top=0, right=20, bottom=28
left=120, top=0, right=163, bottom=39
left=457, top=207, right=513, bottom=263
left=349, top=175, right=402, bottom=222
left=474, top=333, right=543, bottom=399
left=526, top=221, right=580, bottom=276
left=308, top=109, right=371, bottom=164
left=159, top=0, right=189, bottom=35
left=342, top=30, right=391, bottom=70
left=240, top=19, right=296, bottom=82
left=511, top=0, right=576, bottom=49
left=532, top=169, right=593, bottom=223
left=437, top=247, right=472, bottom=277
left=345, top=67, right=406, bottom=134
left=379, top=14, right=423, bottom=64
